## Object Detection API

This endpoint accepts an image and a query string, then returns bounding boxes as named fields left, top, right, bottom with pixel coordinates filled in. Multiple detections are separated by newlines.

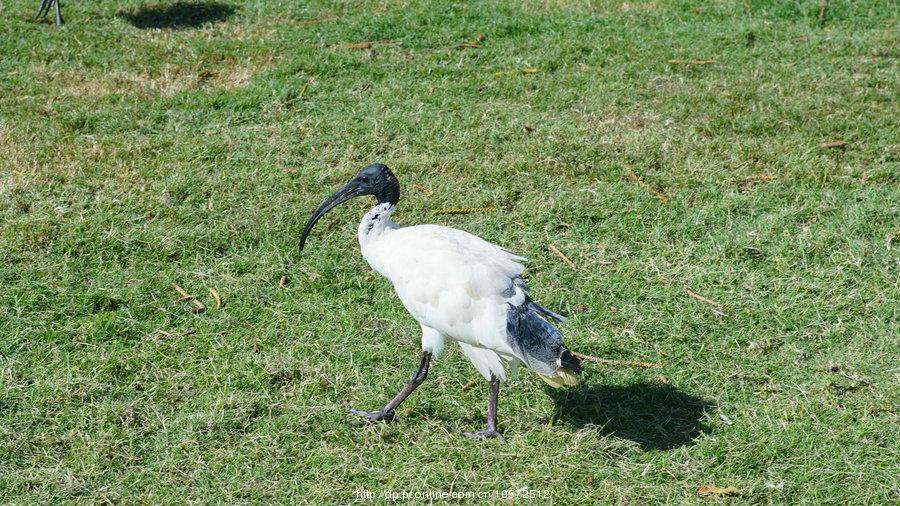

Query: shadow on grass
left=548, top=382, right=713, bottom=451
left=119, top=1, right=236, bottom=29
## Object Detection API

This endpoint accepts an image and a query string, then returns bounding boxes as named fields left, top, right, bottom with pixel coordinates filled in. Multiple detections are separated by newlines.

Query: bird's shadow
left=119, top=1, right=236, bottom=29
left=547, top=382, right=713, bottom=451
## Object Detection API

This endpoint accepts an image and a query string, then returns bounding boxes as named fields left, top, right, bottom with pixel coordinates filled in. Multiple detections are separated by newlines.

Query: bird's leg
left=35, top=0, right=63, bottom=25
left=53, top=0, right=63, bottom=26
left=463, top=375, right=504, bottom=440
left=36, top=0, right=52, bottom=19
left=347, top=351, right=432, bottom=423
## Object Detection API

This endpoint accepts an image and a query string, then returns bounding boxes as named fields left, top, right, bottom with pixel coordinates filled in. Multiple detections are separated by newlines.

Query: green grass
left=1, top=0, right=898, bottom=502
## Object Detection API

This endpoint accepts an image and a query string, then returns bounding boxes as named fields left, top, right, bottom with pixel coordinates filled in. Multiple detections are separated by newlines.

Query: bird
left=299, top=163, right=582, bottom=439
left=36, top=0, right=64, bottom=26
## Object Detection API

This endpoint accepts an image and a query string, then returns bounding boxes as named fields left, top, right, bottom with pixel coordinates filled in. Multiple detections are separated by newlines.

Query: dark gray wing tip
left=527, top=300, right=568, bottom=323
left=560, top=347, right=583, bottom=373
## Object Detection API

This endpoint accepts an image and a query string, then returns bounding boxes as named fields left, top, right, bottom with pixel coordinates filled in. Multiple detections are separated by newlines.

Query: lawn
left=1, top=0, right=897, bottom=503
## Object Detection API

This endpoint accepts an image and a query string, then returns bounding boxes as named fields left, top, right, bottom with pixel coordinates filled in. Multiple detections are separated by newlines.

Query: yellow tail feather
left=537, top=368, right=581, bottom=388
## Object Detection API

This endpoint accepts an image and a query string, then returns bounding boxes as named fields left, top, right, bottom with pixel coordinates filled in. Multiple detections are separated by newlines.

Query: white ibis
left=300, top=163, right=582, bottom=439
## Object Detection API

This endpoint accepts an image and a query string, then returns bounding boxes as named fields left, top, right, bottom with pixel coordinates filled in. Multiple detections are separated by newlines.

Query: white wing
left=360, top=218, right=578, bottom=384
left=375, top=224, right=527, bottom=349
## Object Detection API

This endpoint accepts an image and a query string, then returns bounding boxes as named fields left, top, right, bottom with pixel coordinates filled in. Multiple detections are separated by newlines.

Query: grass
left=1, top=0, right=897, bottom=503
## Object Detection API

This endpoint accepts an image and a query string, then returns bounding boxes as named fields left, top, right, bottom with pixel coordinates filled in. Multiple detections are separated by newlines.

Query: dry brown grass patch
left=34, top=54, right=276, bottom=99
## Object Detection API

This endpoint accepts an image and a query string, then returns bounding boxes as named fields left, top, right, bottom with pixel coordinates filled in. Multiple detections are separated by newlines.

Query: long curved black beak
left=299, top=182, right=360, bottom=252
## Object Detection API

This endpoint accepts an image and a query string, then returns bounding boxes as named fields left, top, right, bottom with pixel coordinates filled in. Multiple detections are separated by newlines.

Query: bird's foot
left=346, top=406, right=399, bottom=423
left=462, top=428, right=505, bottom=442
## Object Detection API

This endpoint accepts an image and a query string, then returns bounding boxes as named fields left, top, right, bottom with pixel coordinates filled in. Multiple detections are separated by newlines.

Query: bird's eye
left=360, top=176, right=370, bottom=183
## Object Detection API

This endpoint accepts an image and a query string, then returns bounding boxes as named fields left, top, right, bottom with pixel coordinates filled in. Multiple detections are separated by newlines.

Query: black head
left=353, top=163, right=400, bottom=206
left=298, top=163, right=400, bottom=252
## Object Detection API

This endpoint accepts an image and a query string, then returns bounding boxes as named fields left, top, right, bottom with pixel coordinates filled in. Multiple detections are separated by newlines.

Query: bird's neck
left=358, top=203, right=398, bottom=278
left=358, top=202, right=398, bottom=248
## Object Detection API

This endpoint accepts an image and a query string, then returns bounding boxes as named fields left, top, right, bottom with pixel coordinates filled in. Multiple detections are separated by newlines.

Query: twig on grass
left=295, top=15, right=338, bottom=27
left=494, top=68, right=541, bottom=77
left=819, top=0, right=830, bottom=24
left=548, top=244, right=578, bottom=270
left=627, top=171, right=669, bottom=202
left=698, top=486, right=739, bottom=497
left=462, top=380, right=477, bottom=391
left=820, top=140, right=848, bottom=149
left=683, top=287, right=727, bottom=316
left=172, top=283, right=192, bottom=300
left=156, top=328, right=197, bottom=339
left=323, top=40, right=402, bottom=49
left=667, top=59, right=717, bottom=65
left=331, top=42, right=371, bottom=49
left=283, top=81, right=311, bottom=108
left=572, top=351, right=663, bottom=369
left=209, top=288, right=222, bottom=308
left=433, top=207, right=496, bottom=215
left=454, top=33, right=485, bottom=49
left=172, top=283, right=206, bottom=313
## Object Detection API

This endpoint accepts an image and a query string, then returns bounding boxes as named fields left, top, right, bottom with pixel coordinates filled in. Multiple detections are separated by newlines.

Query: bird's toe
left=346, top=406, right=398, bottom=423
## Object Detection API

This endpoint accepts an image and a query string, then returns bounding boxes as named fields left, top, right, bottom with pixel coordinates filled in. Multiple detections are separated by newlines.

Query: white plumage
left=359, top=203, right=525, bottom=381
